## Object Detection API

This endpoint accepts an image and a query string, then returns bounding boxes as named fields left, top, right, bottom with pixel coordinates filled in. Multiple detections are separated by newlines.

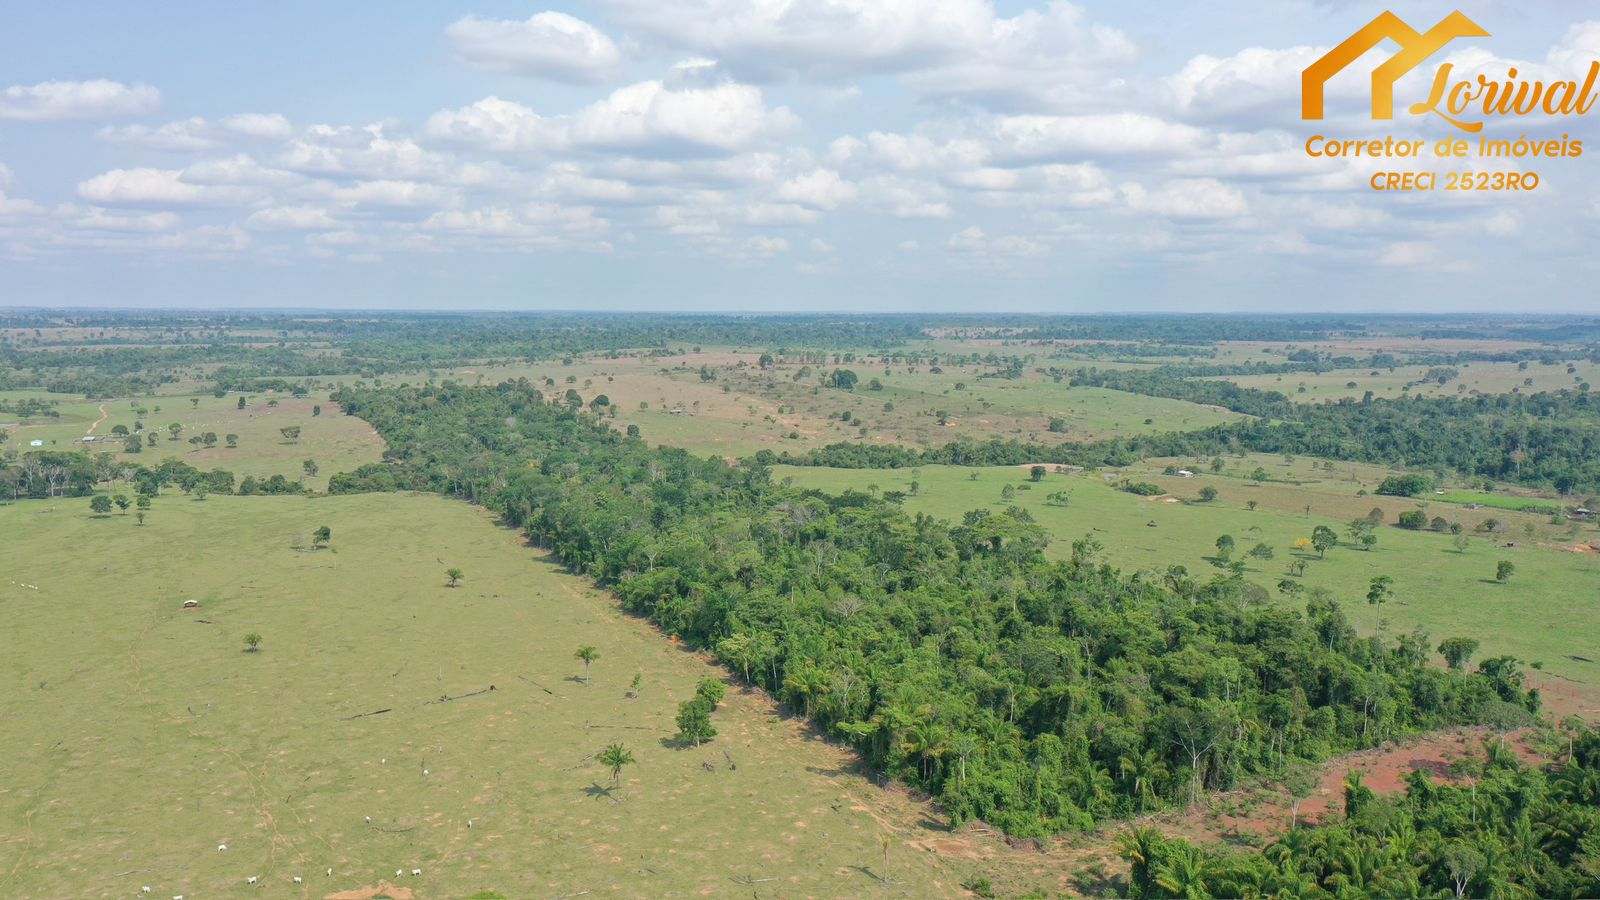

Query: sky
left=1, top=1, right=1597, bottom=312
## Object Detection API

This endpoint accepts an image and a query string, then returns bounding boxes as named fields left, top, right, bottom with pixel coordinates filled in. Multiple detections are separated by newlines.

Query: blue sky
left=1, top=1, right=1596, bottom=311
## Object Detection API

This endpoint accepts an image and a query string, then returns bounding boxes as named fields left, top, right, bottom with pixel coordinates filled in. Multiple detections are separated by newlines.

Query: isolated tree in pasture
left=302, top=459, right=319, bottom=478
left=1247, top=542, right=1275, bottom=562
left=146, top=433, right=157, bottom=447
left=237, top=396, right=246, bottom=409
left=1198, top=486, right=1218, bottom=502
left=598, top=742, right=634, bottom=787
left=312, top=525, right=331, bottom=547
left=1366, top=575, right=1394, bottom=607
left=1029, top=465, right=1046, bottom=482
left=193, top=485, right=208, bottom=501
left=445, top=567, right=463, bottom=587
left=1213, top=534, right=1235, bottom=561
left=279, top=426, right=302, bottom=442
left=1438, top=637, right=1480, bottom=671
left=190, top=398, right=199, bottom=408
left=243, top=632, right=262, bottom=652
left=312, top=404, right=322, bottom=416
left=1454, top=533, right=1471, bottom=553
left=113, top=494, right=130, bottom=514
left=1250, top=467, right=1269, bottom=483
left=136, top=495, right=151, bottom=510
left=167, top=422, right=182, bottom=441
left=575, top=645, right=599, bottom=679
left=90, top=495, right=112, bottom=516
left=225, top=433, right=238, bottom=448
left=1311, top=525, right=1338, bottom=558
left=695, top=678, right=726, bottom=710
left=1495, top=560, right=1515, bottom=583
left=676, top=698, right=716, bottom=745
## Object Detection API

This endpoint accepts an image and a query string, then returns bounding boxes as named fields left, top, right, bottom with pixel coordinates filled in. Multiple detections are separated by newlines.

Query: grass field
left=1206, top=359, right=1600, bottom=403
left=413, top=351, right=1245, bottom=457
left=777, top=464, right=1600, bottom=711
left=0, top=493, right=981, bottom=898
left=1, top=391, right=384, bottom=486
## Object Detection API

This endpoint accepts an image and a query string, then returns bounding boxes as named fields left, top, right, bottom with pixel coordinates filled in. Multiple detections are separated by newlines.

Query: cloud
left=776, top=169, right=856, bottom=209
left=281, top=125, right=454, bottom=181
left=66, top=208, right=181, bottom=233
left=244, top=206, right=338, bottom=231
left=97, top=114, right=296, bottom=152
left=77, top=166, right=267, bottom=206
left=97, top=118, right=221, bottom=151
left=323, top=179, right=459, bottom=209
left=595, top=0, right=1135, bottom=110
left=445, top=12, right=621, bottom=82
left=220, top=113, right=294, bottom=140
left=78, top=168, right=207, bottom=204
left=988, top=113, right=1208, bottom=160
left=859, top=175, right=951, bottom=218
left=744, top=235, right=790, bottom=256
left=0, top=79, right=160, bottom=121
left=425, top=76, right=799, bottom=156
left=1123, top=178, right=1248, bottom=220
left=946, top=225, right=1044, bottom=256
left=1379, top=241, right=1438, bottom=267
left=1163, top=47, right=1324, bottom=123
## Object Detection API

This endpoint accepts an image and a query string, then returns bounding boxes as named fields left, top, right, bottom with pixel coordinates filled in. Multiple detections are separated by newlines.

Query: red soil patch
left=324, top=881, right=414, bottom=900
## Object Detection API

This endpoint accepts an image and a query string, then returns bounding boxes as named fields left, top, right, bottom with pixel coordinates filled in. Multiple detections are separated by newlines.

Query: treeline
left=0, top=450, right=301, bottom=500
left=328, top=381, right=1526, bottom=837
left=771, top=386, right=1600, bottom=494
left=1121, top=728, right=1600, bottom=897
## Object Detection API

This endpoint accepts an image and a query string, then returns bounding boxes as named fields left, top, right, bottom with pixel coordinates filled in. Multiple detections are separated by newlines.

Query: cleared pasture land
left=777, top=464, right=1600, bottom=711
left=0, top=493, right=970, bottom=898
left=1205, top=358, right=1600, bottom=403
left=1, top=390, right=383, bottom=486
left=426, top=351, right=1245, bottom=456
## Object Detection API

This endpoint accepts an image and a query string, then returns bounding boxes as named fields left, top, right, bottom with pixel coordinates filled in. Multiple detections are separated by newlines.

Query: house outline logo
left=1302, top=10, right=1488, bottom=121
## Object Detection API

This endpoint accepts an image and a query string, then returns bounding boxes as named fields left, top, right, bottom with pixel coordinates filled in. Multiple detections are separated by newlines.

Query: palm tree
left=1152, top=841, right=1212, bottom=899
left=900, top=721, right=950, bottom=783
left=445, top=567, right=463, bottom=587
left=1116, top=826, right=1164, bottom=898
left=598, top=742, right=634, bottom=787
left=574, top=645, right=599, bottom=680
left=1119, top=749, right=1167, bottom=814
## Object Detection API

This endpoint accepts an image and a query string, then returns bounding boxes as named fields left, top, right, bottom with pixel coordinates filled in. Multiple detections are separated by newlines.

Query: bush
left=1397, top=510, right=1427, bottom=530
left=695, top=678, right=726, bottom=710
left=1376, top=474, right=1431, bottom=497
left=1121, top=481, right=1165, bottom=496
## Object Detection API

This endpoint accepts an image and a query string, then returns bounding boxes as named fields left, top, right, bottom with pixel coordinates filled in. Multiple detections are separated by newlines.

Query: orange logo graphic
left=1302, top=11, right=1488, bottom=121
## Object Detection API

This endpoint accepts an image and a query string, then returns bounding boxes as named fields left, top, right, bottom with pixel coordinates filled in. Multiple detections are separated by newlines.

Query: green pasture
left=0, top=493, right=963, bottom=898
left=2, top=390, right=384, bottom=485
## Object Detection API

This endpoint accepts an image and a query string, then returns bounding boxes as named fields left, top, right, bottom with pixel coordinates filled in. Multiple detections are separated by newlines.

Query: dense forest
left=1123, top=728, right=1600, bottom=897
left=327, top=380, right=1534, bottom=837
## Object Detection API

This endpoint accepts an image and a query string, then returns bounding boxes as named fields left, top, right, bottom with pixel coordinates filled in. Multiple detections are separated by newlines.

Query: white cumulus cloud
left=0, top=79, right=160, bottom=121
left=445, top=12, right=621, bottom=82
